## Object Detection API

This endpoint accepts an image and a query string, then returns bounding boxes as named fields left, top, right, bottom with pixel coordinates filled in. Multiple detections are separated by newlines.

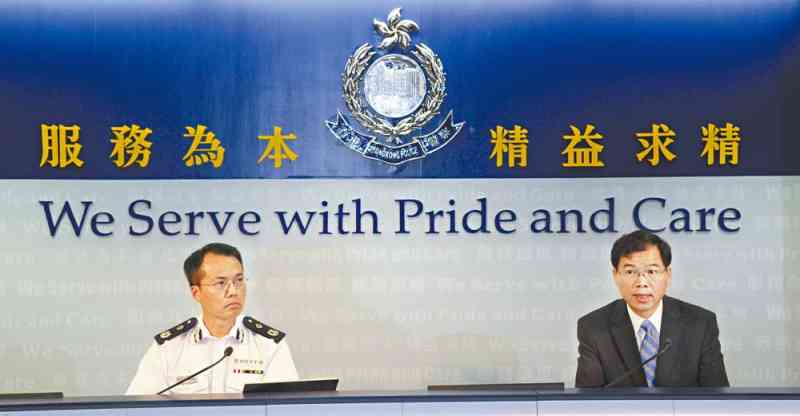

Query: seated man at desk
left=575, top=230, right=729, bottom=388
left=126, top=243, right=298, bottom=394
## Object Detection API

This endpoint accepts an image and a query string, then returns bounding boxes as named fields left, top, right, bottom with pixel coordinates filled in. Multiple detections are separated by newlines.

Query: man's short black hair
left=610, top=230, right=671, bottom=269
left=183, top=243, right=243, bottom=286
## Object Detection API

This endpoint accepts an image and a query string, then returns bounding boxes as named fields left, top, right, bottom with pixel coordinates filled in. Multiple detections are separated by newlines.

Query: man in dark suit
left=575, top=230, right=729, bottom=388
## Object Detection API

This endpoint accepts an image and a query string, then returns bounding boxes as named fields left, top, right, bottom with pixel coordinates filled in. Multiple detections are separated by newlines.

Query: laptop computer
left=243, top=378, right=339, bottom=394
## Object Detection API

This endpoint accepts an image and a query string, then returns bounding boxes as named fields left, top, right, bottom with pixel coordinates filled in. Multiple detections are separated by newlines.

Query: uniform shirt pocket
left=227, top=366, right=266, bottom=392
left=168, top=372, right=209, bottom=394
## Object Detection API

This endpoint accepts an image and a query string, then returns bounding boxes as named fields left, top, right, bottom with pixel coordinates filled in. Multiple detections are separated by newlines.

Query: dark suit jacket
left=575, top=296, right=729, bottom=388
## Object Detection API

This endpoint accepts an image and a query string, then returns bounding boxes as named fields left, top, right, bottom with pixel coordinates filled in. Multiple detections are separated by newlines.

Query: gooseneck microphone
left=604, top=339, right=672, bottom=388
left=157, top=346, right=234, bottom=395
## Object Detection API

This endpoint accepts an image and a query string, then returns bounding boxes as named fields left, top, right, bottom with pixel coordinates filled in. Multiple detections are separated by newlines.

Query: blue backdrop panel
left=1, top=0, right=798, bottom=178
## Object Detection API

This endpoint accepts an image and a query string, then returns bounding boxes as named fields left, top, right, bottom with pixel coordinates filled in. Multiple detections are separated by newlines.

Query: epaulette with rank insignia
left=243, top=316, right=285, bottom=344
left=154, top=317, right=197, bottom=345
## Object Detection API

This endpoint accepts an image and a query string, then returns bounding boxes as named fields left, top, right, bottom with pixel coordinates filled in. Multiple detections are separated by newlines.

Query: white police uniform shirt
left=126, top=314, right=298, bottom=395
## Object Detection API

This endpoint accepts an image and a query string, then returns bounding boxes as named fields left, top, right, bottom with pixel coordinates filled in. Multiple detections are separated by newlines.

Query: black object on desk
left=244, top=378, right=339, bottom=394
left=427, top=382, right=565, bottom=391
left=0, top=392, right=64, bottom=400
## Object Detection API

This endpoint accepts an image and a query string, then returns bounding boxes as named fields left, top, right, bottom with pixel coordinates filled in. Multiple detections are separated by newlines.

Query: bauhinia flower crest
left=373, top=8, right=419, bottom=50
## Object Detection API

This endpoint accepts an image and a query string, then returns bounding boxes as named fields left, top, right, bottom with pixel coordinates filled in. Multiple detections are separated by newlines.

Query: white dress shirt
left=126, top=314, right=298, bottom=395
left=627, top=301, right=663, bottom=352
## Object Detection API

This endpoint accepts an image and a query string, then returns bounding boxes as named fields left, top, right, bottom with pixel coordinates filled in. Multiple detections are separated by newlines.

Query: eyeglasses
left=196, top=276, right=247, bottom=292
left=619, top=267, right=666, bottom=281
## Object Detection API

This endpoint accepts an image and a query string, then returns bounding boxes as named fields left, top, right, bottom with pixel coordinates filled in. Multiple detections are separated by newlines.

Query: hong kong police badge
left=326, top=8, right=464, bottom=165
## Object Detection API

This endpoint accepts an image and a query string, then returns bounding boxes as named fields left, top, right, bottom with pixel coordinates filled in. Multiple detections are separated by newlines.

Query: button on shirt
left=627, top=301, right=663, bottom=352
left=126, top=315, right=298, bottom=395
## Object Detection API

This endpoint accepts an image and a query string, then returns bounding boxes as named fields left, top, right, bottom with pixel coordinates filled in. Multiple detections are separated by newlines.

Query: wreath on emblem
left=344, top=9, right=446, bottom=139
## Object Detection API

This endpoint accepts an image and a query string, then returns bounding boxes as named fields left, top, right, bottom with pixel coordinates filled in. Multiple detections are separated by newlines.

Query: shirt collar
left=627, top=300, right=663, bottom=336
left=193, top=314, right=245, bottom=344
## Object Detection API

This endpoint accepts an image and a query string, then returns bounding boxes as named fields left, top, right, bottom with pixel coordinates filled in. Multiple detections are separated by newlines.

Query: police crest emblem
left=326, top=8, right=464, bottom=165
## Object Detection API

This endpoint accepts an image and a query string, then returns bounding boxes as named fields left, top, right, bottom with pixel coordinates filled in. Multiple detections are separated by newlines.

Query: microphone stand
left=604, top=339, right=672, bottom=388
left=157, top=346, right=234, bottom=395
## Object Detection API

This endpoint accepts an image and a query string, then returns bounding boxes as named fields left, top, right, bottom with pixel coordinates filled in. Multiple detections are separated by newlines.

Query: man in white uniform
left=126, top=243, right=299, bottom=394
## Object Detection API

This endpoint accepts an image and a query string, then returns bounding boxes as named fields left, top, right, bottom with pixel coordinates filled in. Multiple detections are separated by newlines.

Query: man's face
left=190, top=253, right=246, bottom=322
left=613, top=244, right=671, bottom=319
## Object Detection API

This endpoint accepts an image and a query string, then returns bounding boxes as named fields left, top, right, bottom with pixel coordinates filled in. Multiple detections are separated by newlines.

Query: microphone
left=604, top=339, right=672, bottom=388
left=157, top=346, right=234, bottom=395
